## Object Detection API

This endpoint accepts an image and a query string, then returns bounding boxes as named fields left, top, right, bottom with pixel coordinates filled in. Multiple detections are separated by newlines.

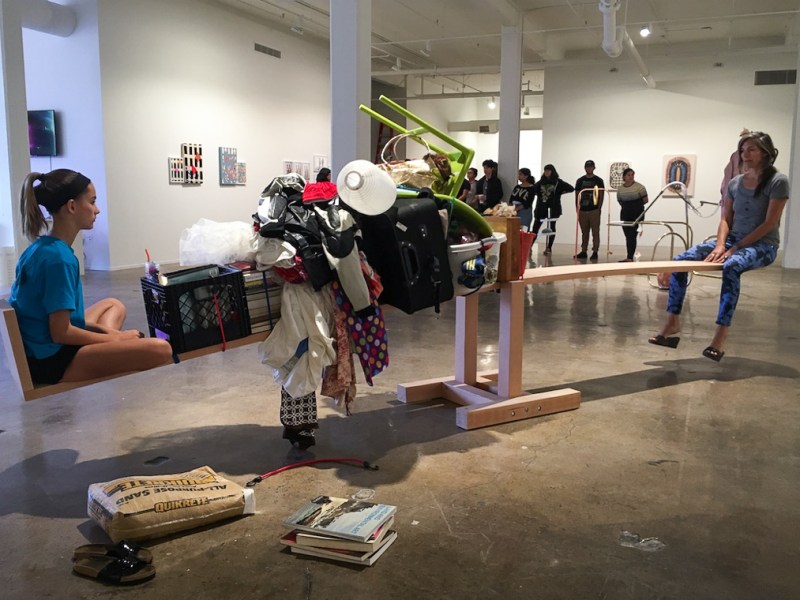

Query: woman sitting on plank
left=9, top=169, right=173, bottom=384
left=649, top=131, right=789, bottom=362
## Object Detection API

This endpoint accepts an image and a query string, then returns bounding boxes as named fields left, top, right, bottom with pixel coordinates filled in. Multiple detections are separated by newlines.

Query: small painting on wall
left=219, top=147, right=238, bottom=185
left=283, top=160, right=294, bottom=175
left=237, top=162, right=246, bottom=185
left=168, top=157, right=185, bottom=184
left=312, top=154, right=328, bottom=177
left=663, top=154, right=696, bottom=196
left=609, top=161, right=630, bottom=189
left=182, top=143, right=203, bottom=184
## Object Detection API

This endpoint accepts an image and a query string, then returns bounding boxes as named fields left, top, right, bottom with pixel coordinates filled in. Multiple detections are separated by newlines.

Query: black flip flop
left=648, top=335, right=680, bottom=348
left=73, top=540, right=153, bottom=564
left=702, top=346, right=725, bottom=362
left=73, top=556, right=155, bottom=585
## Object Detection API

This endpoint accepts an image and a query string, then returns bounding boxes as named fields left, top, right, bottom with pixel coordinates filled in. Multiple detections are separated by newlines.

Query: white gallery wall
left=25, top=0, right=332, bottom=270
left=542, top=52, right=797, bottom=253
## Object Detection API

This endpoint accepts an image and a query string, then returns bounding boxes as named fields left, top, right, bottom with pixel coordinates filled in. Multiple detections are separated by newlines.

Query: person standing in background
left=458, top=167, right=479, bottom=207
left=531, top=164, right=574, bottom=255
left=509, top=168, right=536, bottom=230
left=475, top=159, right=503, bottom=213
left=616, top=168, right=648, bottom=262
left=574, top=160, right=605, bottom=261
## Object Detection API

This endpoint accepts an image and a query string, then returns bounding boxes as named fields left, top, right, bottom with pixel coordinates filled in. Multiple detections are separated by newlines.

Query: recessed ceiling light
left=640, top=25, right=651, bottom=38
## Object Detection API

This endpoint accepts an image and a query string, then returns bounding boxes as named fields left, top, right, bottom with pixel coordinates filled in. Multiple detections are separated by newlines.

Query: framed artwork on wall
left=663, top=154, right=696, bottom=196
left=283, top=160, right=294, bottom=174
left=168, top=157, right=184, bottom=183
left=237, top=162, right=246, bottom=185
left=182, top=143, right=203, bottom=184
left=313, top=154, right=328, bottom=174
left=609, top=161, right=630, bottom=189
left=219, top=147, right=238, bottom=185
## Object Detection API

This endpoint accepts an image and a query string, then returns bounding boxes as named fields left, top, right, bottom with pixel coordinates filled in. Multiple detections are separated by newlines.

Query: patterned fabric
left=321, top=298, right=357, bottom=413
left=668, top=238, right=777, bottom=327
left=330, top=259, right=388, bottom=385
left=280, top=386, right=318, bottom=434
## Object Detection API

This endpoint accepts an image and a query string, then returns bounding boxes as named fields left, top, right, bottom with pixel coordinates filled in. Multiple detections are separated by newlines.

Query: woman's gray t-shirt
left=727, top=173, right=789, bottom=247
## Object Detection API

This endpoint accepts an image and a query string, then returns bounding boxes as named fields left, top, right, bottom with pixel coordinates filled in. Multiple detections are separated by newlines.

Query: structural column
left=784, top=44, right=800, bottom=269
left=329, top=0, right=371, bottom=176
left=497, top=25, right=522, bottom=193
left=0, top=0, right=30, bottom=276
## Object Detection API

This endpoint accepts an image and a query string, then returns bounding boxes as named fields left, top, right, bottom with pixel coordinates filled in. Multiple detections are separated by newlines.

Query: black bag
left=358, top=194, right=453, bottom=314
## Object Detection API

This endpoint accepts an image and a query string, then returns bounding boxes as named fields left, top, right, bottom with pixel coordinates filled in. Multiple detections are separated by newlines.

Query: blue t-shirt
left=727, top=173, right=789, bottom=247
left=8, top=235, right=85, bottom=359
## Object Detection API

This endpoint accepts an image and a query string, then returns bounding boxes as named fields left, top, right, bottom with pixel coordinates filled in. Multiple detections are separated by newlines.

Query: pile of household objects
left=252, top=96, right=505, bottom=319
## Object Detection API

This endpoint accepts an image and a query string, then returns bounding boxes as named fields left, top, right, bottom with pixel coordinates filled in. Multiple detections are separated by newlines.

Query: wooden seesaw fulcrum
left=398, top=260, right=722, bottom=430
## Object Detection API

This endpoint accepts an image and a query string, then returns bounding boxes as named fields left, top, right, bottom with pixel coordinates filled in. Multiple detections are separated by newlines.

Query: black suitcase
left=358, top=194, right=454, bottom=314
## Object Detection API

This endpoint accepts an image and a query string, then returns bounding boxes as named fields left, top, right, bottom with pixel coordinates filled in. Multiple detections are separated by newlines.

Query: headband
left=34, top=172, right=91, bottom=213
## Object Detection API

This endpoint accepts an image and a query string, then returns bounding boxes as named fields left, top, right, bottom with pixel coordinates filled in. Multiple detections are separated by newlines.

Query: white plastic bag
left=179, top=218, right=257, bottom=266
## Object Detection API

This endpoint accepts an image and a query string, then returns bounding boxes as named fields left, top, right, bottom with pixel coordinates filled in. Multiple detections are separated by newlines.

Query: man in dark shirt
left=476, top=159, right=503, bottom=213
left=574, top=160, right=605, bottom=260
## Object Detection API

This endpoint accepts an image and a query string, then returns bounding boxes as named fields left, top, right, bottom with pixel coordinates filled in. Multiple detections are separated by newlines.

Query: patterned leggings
left=668, top=237, right=777, bottom=327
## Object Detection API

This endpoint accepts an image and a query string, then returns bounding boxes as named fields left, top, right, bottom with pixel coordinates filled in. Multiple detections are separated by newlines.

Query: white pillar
left=784, top=46, right=800, bottom=269
left=497, top=25, right=522, bottom=196
left=0, top=0, right=30, bottom=262
left=330, top=0, right=371, bottom=176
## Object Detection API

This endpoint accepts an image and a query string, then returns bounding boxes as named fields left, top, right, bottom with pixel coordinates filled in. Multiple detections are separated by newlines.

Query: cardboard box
left=483, top=216, right=520, bottom=281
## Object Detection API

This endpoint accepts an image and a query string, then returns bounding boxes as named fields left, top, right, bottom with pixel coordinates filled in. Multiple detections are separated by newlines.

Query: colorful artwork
left=168, top=157, right=184, bottom=184
left=663, top=154, right=696, bottom=196
left=182, top=143, right=203, bottom=184
left=237, top=162, right=246, bottom=185
left=219, top=147, right=238, bottom=185
left=609, top=161, right=629, bottom=189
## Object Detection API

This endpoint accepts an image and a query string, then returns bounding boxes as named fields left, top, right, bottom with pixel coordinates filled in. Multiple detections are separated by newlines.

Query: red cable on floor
left=246, top=458, right=378, bottom=487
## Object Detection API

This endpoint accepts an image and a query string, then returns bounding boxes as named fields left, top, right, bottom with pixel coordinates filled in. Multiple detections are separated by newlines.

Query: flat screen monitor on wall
left=28, top=109, right=57, bottom=157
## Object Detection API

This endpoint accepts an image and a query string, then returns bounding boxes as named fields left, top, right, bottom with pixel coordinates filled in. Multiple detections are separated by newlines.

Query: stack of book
left=280, top=495, right=398, bottom=566
left=230, top=262, right=282, bottom=334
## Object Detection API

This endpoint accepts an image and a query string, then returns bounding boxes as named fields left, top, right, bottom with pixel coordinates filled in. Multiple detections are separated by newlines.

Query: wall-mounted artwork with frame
left=236, top=162, right=246, bottom=185
left=312, top=154, right=328, bottom=177
left=219, top=147, right=238, bottom=185
left=168, top=157, right=185, bottom=183
left=609, top=161, right=630, bottom=190
left=283, top=160, right=294, bottom=175
left=182, top=143, right=203, bottom=184
left=663, top=154, right=696, bottom=196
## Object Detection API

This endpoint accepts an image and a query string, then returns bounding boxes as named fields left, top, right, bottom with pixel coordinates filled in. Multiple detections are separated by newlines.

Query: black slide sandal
left=648, top=335, right=680, bottom=348
left=73, top=540, right=153, bottom=564
left=73, top=556, right=155, bottom=585
left=702, top=346, right=725, bottom=362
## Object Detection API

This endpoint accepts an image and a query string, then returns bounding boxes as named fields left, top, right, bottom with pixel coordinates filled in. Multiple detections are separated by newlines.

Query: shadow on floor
left=527, top=356, right=799, bottom=402
left=0, top=392, right=497, bottom=520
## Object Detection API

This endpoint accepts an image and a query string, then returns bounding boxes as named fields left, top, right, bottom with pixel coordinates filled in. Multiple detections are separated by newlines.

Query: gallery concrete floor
left=0, top=245, right=798, bottom=599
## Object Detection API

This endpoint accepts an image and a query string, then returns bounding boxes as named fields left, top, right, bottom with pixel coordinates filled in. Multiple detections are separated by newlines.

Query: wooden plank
left=397, top=376, right=451, bottom=403
left=484, top=215, right=520, bottom=282
left=517, top=260, right=719, bottom=285
left=454, top=387, right=581, bottom=430
left=176, top=331, right=268, bottom=361
left=1, top=307, right=34, bottom=399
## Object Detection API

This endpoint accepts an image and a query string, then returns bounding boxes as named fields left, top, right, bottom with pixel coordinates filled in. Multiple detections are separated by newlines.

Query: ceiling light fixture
left=420, top=40, right=431, bottom=57
left=290, top=16, right=304, bottom=35
left=639, top=24, right=651, bottom=38
left=487, top=97, right=496, bottom=109
left=391, top=57, right=401, bottom=72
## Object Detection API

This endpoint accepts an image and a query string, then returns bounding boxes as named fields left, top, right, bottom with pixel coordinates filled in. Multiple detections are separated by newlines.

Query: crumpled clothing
left=258, top=281, right=335, bottom=397
left=321, top=296, right=357, bottom=412
left=255, top=235, right=296, bottom=271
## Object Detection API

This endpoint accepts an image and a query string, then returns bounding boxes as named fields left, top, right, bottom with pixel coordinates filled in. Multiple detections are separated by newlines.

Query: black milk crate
left=140, top=264, right=251, bottom=354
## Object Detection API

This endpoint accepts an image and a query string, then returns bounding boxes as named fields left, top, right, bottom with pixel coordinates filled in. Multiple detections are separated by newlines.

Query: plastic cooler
left=448, top=232, right=506, bottom=295
left=140, top=264, right=250, bottom=354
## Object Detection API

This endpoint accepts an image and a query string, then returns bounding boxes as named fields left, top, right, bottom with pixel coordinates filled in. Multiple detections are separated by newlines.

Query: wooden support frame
left=398, top=260, right=722, bottom=430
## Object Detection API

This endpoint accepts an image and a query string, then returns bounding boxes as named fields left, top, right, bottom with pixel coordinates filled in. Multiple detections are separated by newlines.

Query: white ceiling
left=213, top=0, right=800, bottom=80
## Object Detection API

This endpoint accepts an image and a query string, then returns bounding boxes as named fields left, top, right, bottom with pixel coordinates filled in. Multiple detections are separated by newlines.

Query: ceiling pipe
left=22, top=0, right=77, bottom=37
left=599, top=0, right=655, bottom=88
